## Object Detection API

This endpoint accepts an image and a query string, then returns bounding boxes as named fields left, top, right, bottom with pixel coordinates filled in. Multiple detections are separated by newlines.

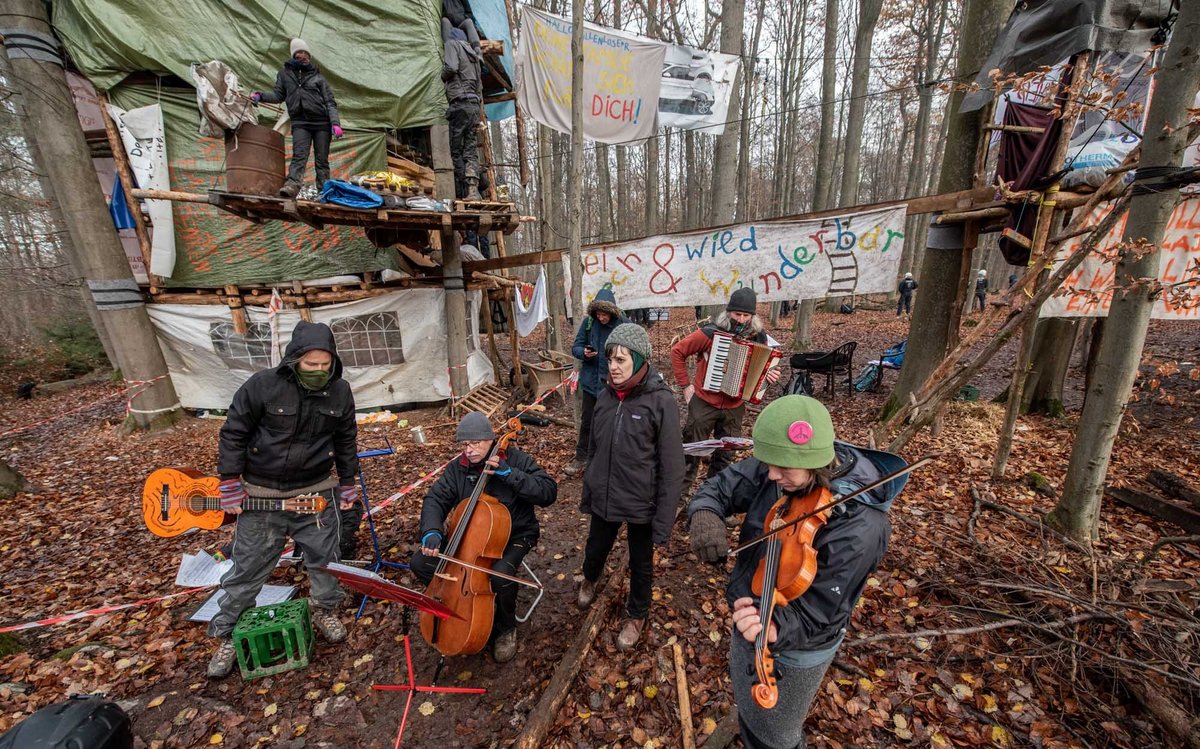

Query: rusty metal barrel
left=224, top=124, right=285, bottom=195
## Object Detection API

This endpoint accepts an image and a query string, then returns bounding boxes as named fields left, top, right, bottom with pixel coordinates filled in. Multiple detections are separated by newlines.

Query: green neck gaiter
left=295, top=367, right=332, bottom=391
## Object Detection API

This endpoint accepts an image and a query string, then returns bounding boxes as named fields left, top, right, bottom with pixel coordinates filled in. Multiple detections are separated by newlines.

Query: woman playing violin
left=686, top=395, right=908, bottom=749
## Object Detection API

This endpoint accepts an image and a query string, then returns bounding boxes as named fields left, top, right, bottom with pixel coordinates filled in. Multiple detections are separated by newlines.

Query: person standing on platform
left=442, top=18, right=484, bottom=201
left=253, top=39, right=343, bottom=198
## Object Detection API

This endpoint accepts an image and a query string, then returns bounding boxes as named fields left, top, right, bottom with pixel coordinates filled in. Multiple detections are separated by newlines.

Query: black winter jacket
left=260, top=60, right=341, bottom=127
left=218, top=321, right=359, bottom=491
left=581, top=368, right=686, bottom=545
left=419, top=445, right=557, bottom=544
left=897, top=278, right=918, bottom=296
left=688, top=443, right=906, bottom=653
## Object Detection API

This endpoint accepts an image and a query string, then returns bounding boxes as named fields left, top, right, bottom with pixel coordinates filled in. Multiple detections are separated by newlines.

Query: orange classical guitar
left=142, top=467, right=328, bottom=538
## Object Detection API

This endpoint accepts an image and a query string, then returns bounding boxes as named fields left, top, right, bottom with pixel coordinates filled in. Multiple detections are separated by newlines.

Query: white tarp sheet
left=1040, top=197, right=1200, bottom=320
left=580, top=205, right=907, bottom=309
left=106, top=103, right=177, bottom=278
left=147, top=289, right=493, bottom=410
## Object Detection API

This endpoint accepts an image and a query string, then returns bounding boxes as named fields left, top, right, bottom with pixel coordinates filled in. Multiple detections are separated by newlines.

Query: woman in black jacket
left=252, top=38, right=343, bottom=197
left=576, top=323, right=685, bottom=650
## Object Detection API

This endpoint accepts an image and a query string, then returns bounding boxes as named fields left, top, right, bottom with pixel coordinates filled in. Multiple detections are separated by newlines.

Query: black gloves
left=689, top=511, right=729, bottom=563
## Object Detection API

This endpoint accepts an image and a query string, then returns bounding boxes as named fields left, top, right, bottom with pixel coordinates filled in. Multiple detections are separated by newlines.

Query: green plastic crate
left=232, top=598, right=313, bottom=680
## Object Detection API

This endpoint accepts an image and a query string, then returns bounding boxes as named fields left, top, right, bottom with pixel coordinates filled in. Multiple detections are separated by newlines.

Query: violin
left=749, top=485, right=833, bottom=709
left=419, top=417, right=523, bottom=656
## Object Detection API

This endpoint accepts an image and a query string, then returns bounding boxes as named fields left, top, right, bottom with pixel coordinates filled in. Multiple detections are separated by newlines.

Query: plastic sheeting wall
left=146, top=290, right=493, bottom=410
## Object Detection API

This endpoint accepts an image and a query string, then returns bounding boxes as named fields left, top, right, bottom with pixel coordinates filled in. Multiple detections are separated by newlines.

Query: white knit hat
left=290, top=38, right=311, bottom=56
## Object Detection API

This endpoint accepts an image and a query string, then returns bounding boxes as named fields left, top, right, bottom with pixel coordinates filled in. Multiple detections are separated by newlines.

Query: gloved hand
left=420, top=530, right=443, bottom=557
left=250, top=92, right=262, bottom=103
left=689, top=511, right=729, bottom=563
left=219, top=478, right=248, bottom=514
left=332, top=124, right=344, bottom=139
left=338, top=483, right=360, bottom=510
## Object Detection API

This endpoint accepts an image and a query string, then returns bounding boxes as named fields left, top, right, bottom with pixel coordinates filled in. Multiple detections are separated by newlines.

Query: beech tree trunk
left=1023, top=317, right=1079, bottom=416
left=1048, top=4, right=1200, bottom=543
left=881, top=0, right=1008, bottom=420
left=708, top=0, right=745, bottom=227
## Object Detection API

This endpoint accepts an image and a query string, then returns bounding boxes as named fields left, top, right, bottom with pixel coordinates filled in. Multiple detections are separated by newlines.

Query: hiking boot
left=206, top=639, right=237, bottom=679
left=278, top=180, right=301, bottom=198
left=616, top=618, right=645, bottom=651
left=493, top=629, right=518, bottom=663
left=312, top=607, right=346, bottom=643
left=563, top=458, right=587, bottom=478
left=465, top=176, right=483, bottom=201
left=577, top=578, right=597, bottom=609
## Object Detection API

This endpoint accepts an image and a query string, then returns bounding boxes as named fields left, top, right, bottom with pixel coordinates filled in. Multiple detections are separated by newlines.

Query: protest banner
left=1041, top=197, right=1200, bottom=320
left=580, top=205, right=907, bottom=308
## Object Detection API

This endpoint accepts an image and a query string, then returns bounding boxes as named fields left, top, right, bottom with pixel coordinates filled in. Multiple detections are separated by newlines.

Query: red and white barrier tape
left=0, top=375, right=171, bottom=440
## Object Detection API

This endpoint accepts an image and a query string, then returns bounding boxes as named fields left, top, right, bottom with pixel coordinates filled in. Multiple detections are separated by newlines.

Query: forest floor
left=0, top=306, right=1197, bottom=748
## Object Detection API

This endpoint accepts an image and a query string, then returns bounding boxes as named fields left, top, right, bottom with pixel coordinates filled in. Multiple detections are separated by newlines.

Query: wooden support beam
left=483, top=92, right=517, bottom=105
left=131, top=188, right=214, bottom=204
left=223, top=285, right=248, bottom=334
left=99, top=95, right=156, bottom=280
left=1108, top=487, right=1200, bottom=534
left=936, top=206, right=1010, bottom=224
left=479, top=39, right=505, bottom=56
left=465, top=249, right=567, bottom=273
left=984, top=124, right=1047, bottom=134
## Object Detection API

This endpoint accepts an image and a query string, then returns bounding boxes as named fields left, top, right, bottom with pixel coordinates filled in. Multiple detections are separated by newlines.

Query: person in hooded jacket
left=565, top=287, right=627, bottom=477
left=411, top=411, right=557, bottom=663
left=577, top=324, right=685, bottom=651
left=687, top=395, right=907, bottom=749
left=896, top=272, right=918, bottom=317
left=252, top=39, right=343, bottom=198
left=974, top=269, right=989, bottom=312
left=206, top=320, right=361, bottom=679
left=442, top=18, right=484, bottom=200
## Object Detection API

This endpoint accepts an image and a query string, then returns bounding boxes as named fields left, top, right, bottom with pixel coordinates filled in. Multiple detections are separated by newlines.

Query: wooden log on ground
left=1108, top=487, right=1200, bottom=534
left=672, top=642, right=697, bottom=749
left=1148, top=469, right=1200, bottom=509
left=512, top=552, right=628, bottom=749
left=702, top=711, right=741, bottom=749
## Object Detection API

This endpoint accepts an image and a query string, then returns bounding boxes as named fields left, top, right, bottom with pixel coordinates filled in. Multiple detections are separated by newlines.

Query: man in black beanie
left=670, top=289, right=779, bottom=485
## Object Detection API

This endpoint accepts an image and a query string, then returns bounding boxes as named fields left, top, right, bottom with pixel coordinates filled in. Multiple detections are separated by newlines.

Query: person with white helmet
left=252, top=39, right=343, bottom=198
left=896, top=271, right=918, bottom=317
left=974, top=269, right=988, bottom=312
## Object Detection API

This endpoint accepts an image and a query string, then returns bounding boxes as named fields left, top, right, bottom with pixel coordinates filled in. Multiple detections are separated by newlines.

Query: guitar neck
left=189, top=497, right=292, bottom=511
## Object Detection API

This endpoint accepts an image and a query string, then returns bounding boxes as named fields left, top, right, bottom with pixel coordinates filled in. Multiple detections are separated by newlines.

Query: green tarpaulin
left=112, top=86, right=397, bottom=287
left=53, top=0, right=447, bottom=130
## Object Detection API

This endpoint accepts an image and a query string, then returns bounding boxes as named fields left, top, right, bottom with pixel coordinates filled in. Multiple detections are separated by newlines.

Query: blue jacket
left=688, top=442, right=906, bottom=653
left=570, top=288, right=626, bottom=397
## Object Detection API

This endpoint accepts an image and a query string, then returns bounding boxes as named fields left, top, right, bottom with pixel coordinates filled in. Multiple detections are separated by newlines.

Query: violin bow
left=431, top=551, right=545, bottom=591
left=728, top=454, right=939, bottom=557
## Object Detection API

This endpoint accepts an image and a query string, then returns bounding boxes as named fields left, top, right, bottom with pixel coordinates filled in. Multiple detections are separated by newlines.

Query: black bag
left=0, top=696, right=133, bottom=749
left=786, top=370, right=814, bottom=397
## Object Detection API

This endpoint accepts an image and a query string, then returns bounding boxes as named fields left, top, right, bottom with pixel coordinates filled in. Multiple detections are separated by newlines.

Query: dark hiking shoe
left=563, top=458, right=587, bottom=478
left=493, top=630, right=518, bottom=663
left=616, top=618, right=646, bottom=651
left=278, top=181, right=301, bottom=198
left=313, top=608, right=347, bottom=643
left=577, top=578, right=597, bottom=609
left=207, top=639, right=237, bottom=679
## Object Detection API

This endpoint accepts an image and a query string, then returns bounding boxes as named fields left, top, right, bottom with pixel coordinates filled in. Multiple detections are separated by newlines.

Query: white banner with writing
left=1040, top=197, right=1200, bottom=320
left=580, top=206, right=908, bottom=308
left=516, top=6, right=665, bottom=144
left=107, top=103, right=176, bottom=278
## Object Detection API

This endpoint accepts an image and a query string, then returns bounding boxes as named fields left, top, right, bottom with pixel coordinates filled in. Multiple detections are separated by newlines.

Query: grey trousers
left=287, top=124, right=332, bottom=187
left=207, top=502, right=344, bottom=639
left=729, top=637, right=836, bottom=749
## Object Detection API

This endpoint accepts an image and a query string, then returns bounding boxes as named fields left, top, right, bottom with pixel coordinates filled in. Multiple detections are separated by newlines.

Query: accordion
left=701, top=331, right=783, bottom=404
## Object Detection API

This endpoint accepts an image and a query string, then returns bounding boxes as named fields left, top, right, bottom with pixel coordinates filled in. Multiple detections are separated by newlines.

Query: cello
left=419, top=417, right=523, bottom=656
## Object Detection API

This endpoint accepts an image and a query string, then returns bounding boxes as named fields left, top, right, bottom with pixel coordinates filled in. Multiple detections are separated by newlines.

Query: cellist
left=686, top=396, right=907, bottom=749
left=411, top=412, right=557, bottom=662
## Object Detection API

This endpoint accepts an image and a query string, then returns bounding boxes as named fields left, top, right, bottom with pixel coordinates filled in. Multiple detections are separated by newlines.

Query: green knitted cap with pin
left=752, top=395, right=836, bottom=469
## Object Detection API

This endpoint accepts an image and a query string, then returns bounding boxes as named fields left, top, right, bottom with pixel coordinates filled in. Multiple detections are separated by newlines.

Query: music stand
left=355, top=439, right=409, bottom=619
left=318, top=563, right=486, bottom=749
